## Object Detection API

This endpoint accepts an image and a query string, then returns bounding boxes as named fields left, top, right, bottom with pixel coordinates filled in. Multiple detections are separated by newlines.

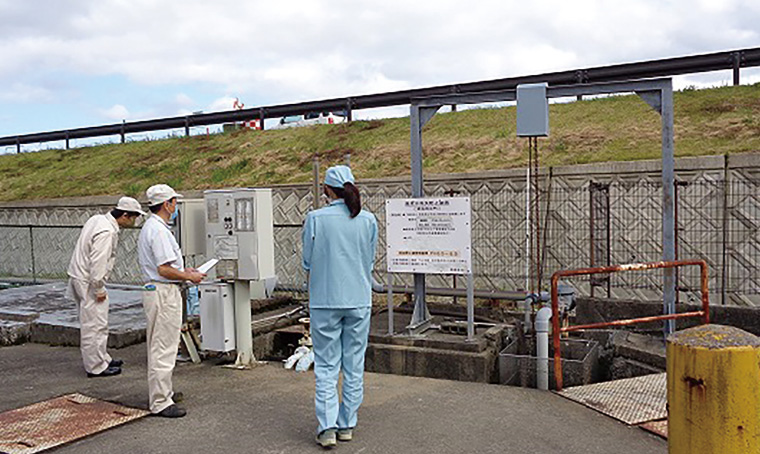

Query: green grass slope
left=1, top=83, right=759, bottom=201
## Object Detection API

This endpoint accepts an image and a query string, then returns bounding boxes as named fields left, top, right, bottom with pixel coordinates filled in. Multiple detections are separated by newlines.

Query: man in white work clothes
left=67, top=196, right=145, bottom=378
left=138, top=184, right=204, bottom=418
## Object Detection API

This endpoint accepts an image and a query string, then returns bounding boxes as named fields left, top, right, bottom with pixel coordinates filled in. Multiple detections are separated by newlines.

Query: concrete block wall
left=2, top=153, right=760, bottom=305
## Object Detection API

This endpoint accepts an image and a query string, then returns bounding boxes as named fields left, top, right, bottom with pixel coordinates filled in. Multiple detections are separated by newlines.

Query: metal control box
left=199, top=282, right=236, bottom=352
left=516, top=83, right=550, bottom=137
left=203, top=188, right=276, bottom=281
left=177, top=199, right=207, bottom=258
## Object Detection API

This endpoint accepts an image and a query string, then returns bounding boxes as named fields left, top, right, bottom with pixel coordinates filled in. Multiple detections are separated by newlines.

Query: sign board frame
left=385, top=197, right=472, bottom=275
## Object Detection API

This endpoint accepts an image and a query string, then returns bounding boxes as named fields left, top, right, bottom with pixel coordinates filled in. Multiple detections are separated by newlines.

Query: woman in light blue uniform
left=302, top=165, right=378, bottom=448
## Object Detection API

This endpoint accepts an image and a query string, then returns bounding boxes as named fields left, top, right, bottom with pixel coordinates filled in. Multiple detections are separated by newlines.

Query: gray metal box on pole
left=516, top=83, right=549, bottom=137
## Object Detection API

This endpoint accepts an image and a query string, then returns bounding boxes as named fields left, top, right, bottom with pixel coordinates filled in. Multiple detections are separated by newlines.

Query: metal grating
left=556, top=373, right=666, bottom=425
left=0, top=393, right=148, bottom=454
left=639, top=419, right=668, bottom=439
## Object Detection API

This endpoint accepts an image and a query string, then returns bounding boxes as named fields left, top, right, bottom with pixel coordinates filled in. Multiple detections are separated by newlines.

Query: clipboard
left=197, top=258, right=219, bottom=274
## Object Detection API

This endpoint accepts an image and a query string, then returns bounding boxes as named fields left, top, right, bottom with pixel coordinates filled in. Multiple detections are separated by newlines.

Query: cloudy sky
left=1, top=0, right=759, bottom=147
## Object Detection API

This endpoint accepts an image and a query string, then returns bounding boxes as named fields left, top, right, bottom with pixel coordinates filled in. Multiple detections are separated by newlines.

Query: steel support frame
left=409, top=78, right=676, bottom=336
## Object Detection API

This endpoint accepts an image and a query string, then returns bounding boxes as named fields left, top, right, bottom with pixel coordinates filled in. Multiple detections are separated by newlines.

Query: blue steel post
left=661, top=81, right=676, bottom=336
left=409, top=105, right=428, bottom=326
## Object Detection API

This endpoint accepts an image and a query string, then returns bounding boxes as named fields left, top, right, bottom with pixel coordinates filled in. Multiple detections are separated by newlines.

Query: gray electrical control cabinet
left=177, top=199, right=206, bottom=258
left=204, top=188, right=276, bottom=281
left=516, top=83, right=549, bottom=137
left=199, top=282, right=235, bottom=352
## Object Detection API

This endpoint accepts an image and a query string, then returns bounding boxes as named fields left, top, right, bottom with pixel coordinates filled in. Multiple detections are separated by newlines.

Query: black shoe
left=156, top=404, right=186, bottom=418
left=109, top=359, right=124, bottom=368
left=172, top=391, right=184, bottom=403
left=87, top=366, right=121, bottom=378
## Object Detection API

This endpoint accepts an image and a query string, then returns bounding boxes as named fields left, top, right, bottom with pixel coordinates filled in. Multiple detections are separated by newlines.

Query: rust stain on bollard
left=667, top=324, right=760, bottom=454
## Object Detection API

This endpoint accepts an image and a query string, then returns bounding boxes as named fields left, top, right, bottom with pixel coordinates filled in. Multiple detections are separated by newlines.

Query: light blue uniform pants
left=310, top=307, right=371, bottom=434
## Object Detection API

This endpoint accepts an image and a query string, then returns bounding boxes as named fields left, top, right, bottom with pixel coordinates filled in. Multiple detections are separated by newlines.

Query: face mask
left=170, top=208, right=178, bottom=223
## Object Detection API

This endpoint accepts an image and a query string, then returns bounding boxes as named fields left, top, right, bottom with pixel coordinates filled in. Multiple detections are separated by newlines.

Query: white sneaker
left=316, top=429, right=337, bottom=449
left=337, top=428, right=353, bottom=442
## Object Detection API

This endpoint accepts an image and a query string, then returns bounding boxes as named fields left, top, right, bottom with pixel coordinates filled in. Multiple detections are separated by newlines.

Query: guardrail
left=2, top=47, right=760, bottom=151
left=550, top=259, right=710, bottom=391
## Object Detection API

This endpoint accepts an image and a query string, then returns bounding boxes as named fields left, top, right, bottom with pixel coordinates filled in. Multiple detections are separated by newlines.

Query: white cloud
left=207, top=96, right=238, bottom=113
left=0, top=83, right=55, bottom=102
left=174, top=93, right=193, bottom=108
left=100, top=104, right=129, bottom=120
left=1, top=0, right=759, bottom=131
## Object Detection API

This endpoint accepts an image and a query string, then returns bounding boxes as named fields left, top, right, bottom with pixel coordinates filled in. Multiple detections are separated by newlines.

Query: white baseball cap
left=115, top=196, right=146, bottom=216
left=146, top=184, right=183, bottom=206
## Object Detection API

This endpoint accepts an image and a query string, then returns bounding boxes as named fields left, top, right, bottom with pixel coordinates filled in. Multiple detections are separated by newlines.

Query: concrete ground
left=0, top=343, right=666, bottom=454
left=0, top=282, right=145, bottom=347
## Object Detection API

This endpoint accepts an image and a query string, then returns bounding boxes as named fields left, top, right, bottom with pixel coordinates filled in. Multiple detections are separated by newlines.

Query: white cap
left=146, top=184, right=183, bottom=206
left=115, top=196, right=146, bottom=216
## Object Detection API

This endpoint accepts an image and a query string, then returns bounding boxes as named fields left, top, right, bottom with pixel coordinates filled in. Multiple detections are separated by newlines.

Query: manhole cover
left=557, top=373, right=666, bottom=425
left=0, top=393, right=148, bottom=454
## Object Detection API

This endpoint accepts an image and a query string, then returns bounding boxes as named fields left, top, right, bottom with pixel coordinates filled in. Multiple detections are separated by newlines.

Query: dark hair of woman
left=328, top=182, right=361, bottom=218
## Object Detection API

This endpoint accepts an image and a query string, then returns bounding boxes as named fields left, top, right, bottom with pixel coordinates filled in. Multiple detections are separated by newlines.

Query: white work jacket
left=137, top=214, right=184, bottom=283
left=67, top=213, right=120, bottom=295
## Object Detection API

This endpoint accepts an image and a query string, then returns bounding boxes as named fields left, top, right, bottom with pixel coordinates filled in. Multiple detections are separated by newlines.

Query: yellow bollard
left=667, top=324, right=760, bottom=453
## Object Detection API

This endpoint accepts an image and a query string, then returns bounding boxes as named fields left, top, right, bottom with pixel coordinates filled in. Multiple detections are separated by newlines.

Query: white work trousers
left=67, top=278, right=112, bottom=375
left=311, top=307, right=371, bottom=434
left=142, top=282, right=182, bottom=414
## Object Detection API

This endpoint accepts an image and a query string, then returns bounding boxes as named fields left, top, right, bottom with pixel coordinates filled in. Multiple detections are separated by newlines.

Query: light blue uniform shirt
left=302, top=200, right=378, bottom=309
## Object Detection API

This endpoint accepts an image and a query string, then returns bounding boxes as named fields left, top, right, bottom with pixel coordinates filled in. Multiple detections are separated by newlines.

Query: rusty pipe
left=551, top=259, right=710, bottom=391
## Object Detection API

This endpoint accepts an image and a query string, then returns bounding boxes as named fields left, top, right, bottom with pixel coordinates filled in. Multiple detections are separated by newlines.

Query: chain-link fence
left=1, top=172, right=759, bottom=305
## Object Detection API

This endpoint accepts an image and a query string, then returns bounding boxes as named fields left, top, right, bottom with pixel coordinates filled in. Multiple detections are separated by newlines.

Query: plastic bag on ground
left=295, top=349, right=314, bottom=372
left=284, top=346, right=310, bottom=369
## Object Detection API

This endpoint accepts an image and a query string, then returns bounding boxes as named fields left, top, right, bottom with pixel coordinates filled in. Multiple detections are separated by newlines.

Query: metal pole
left=466, top=273, right=475, bottom=341
left=661, top=82, right=676, bottom=337
left=233, top=280, right=254, bottom=367
left=259, top=108, right=266, bottom=131
left=387, top=273, right=394, bottom=335
left=589, top=182, right=595, bottom=298
left=120, top=120, right=125, bottom=144
left=346, top=98, right=353, bottom=123
left=16, top=137, right=20, bottom=154
left=721, top=154, right=729, bottom=305
left=732, top=52, right=742, bottom=86
left=539, top=166, right=553, bottom=291
left=185, top=117, right=190, bottom=137
left=674, top=181, right=680, bottom=306
left=525, top=158, right=531, bottom=293
left=312, top=156, right=320, bottom=210
left=410, top=105, right=428, bottom=325
left=29, top=226, right=36, bottom=284
left=65, top=132, right=70, bottom=150
left=606, top=187, right=611, bottom=298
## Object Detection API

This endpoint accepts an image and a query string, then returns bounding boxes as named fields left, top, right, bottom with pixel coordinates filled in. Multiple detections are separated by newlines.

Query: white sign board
left=386, top=197, right=471, bottom=275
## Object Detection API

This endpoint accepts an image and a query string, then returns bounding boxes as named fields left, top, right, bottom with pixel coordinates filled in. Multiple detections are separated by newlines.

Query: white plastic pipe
left=523, top=297, right=533, bottom=331
left=535, top=307, right=553, bottom=391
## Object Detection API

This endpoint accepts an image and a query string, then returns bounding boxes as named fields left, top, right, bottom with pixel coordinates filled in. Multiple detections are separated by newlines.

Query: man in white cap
left=67, top=196, right=146, bottom=378
left=138, top=184, right=204, bottom=418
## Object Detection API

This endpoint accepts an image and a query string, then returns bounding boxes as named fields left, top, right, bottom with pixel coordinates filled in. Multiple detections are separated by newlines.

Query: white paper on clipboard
left=197, top=258, right=219, bottom=274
